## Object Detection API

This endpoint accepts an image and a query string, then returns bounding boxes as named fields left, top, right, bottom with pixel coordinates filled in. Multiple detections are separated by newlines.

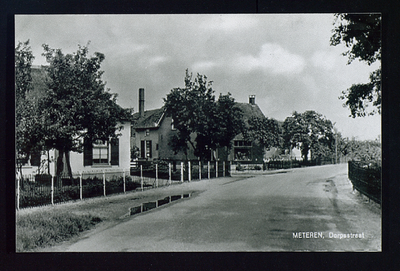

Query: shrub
left=253, top=165, right=262, bottom=170
left=105, top=176, right=124, bottom=195
left=54, top=186, right=80, bottom=203
left=236, top=164, right=244, bottom=171
left=19, top=189, right=51, bottom=208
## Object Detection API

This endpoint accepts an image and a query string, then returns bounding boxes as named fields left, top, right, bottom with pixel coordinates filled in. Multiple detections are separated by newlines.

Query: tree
left=39, top=43, right=130, bottom=179
left=339, top=137, right=381, bottom=163
left=282, top=111, right=334, bottom=161
left=244, top=116, right=281, bottom=152
left=330, top=13, right=381, bottom=117
left=15, top=40, right=44, bottom=178
left=163, top=69, right=244, bottom=160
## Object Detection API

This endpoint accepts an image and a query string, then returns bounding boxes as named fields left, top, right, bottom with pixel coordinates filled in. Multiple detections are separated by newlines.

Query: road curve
left=63, top=164, right=381, bottom=252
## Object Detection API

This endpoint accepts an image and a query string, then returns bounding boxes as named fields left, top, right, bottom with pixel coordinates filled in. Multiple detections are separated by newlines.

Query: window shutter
left=111, top=138, right=119, bottom=165
left=141, top=140, right=145, bottom=158
left=84, top=139, right=93, bottom=166
left=30, top=152, right=41, bottom=167
left=148, top=140, right=152, bottom=158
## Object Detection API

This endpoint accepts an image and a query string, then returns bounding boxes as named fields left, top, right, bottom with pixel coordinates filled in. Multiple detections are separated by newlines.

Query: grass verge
left=15, top=177, right=233, bottom=252
left=16, top=210, right=102, bottom=252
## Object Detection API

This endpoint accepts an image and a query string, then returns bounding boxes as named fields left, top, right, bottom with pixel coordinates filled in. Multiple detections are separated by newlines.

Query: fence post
left=169, top=163, right=172, bottom=185
left=80, top=172, right=83, bottom=200
left=156, top=164, right=158, bottom=188
left=216, top=161, right=218, bottom=178
left=199, top=161, right=201, bottom=180
left=140, top=165, right=143, bottom=191
left=223, top=161, right=225, bottom=177
left=16, top=177, right=20, bottom=210
left=123, top=170, right=126, bottom=193
left=188, top=161, right=191, bottom=182
left=51, top=175, right=54, bottom=205
left=208, top=161, right=210, bottom=179
left=180, top=162, right=184, bottom=183
left=103, top=170, right=106, bottom=197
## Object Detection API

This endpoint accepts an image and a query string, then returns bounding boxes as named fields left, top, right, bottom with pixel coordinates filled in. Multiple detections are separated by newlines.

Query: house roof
left=130, top=102, right=266, bottom=130
left=131, top=108, right=165, bottom=129
left=231, top=102, right=267, bottom=141
left=233, top=102, right=265, bottom=127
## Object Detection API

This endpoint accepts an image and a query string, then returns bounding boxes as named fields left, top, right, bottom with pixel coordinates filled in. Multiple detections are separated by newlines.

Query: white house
left=18, top=121, right=131, bottom=177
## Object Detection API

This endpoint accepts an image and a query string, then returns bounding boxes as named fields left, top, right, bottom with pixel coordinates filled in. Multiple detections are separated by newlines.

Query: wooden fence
left=16, top=160, right=231, bottom=210
left=348, top=161, right=381, bottom=204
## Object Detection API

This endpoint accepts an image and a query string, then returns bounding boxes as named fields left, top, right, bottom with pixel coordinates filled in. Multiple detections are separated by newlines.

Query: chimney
left=249, top=95, right=255, bottom=105
left=139, top=88, right=145, bottom=117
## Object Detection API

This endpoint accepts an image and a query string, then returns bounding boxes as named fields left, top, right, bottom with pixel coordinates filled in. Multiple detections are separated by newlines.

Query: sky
left=15, top=14, right=381, bottom=141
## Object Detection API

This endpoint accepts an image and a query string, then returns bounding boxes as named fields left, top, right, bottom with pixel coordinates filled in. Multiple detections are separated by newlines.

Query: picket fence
left=16, top=161, right=230, bottom=210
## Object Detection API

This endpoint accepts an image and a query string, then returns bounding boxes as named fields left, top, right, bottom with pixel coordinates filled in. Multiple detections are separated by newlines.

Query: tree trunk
left=56, top=149, right=64, bottom=177
left=56, top=149, right=74, bottom=185
left=65, top=151, right=74, bottom=184
left=302, top=146, right=309, bottom=162
left=16, top=160, right=24, bottom=190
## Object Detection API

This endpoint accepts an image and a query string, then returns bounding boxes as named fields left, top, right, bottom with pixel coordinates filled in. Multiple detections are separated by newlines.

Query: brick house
left=131, top=88, right=266, bottom=164
left=130, top=89, right=197, bottom=163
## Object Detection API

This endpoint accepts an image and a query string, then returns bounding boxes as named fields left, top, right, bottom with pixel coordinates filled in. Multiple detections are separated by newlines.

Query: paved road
left=64, top=164, right=381, bottom=251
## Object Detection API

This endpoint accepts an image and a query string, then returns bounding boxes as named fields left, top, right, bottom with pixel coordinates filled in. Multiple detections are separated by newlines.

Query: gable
left=234, top=102, right=266, bottom=127
left=132, top=108, right=165, bottom=129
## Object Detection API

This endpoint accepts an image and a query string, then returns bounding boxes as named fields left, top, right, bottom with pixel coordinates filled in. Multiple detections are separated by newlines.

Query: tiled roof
left=233, top=102, right=265, bottom=126
left=132, top=108, right=165, bottom=129
left=130, top=102, right=265, bottom=130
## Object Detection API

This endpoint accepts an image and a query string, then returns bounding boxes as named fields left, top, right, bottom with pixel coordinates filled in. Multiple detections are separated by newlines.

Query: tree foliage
left=163, top=69, right=244, bottom=160
left=244, top=116, right=281, bottom=151
left=15, top=40, right=43, bottom=176
left=39, top=43, right=130, bottom=177
left=330, top=13, right=381, bottom=117
left=339, top=137, right=381, bottom=163
left=282, top=111, right=334, bottom=161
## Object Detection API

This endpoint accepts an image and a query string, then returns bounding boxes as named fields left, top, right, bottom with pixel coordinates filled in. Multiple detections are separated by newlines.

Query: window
left=83, top=138, right=119, bottom=166
left=141, top=140, right=152, bottom=158
left=146, top=141, right=152, bottom=158
left=234, top=140, right=252, bottom=147
left=93, top=140, right=109, bottom=164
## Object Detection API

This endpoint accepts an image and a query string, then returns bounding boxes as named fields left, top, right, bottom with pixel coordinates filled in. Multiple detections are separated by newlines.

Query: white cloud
left=191, top=61, right=218, bottom=72
left=148, top=56, right=170, bottom=66
left=200, top=14, right=258, bottom=31
left=311, top=50, right=338, bottom=70
left=234, top=43, right=306, bottom=75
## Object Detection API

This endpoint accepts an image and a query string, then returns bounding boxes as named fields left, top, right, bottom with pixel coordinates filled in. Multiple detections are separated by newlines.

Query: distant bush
left=236, top=164, right=244, bottom=171
left=253, top=165, right=262, bottom=170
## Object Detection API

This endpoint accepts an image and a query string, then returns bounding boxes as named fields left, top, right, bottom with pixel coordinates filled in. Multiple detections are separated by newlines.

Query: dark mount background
left=1, top=0, right=399, bottom=270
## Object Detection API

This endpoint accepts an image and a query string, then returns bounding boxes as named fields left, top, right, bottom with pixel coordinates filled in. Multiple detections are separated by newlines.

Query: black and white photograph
left=14, top=14, right=381, bottom=252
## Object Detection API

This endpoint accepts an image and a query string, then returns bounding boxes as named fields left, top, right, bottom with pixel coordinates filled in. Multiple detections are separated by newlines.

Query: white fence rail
left=16, top=161, right=231, bottom=210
